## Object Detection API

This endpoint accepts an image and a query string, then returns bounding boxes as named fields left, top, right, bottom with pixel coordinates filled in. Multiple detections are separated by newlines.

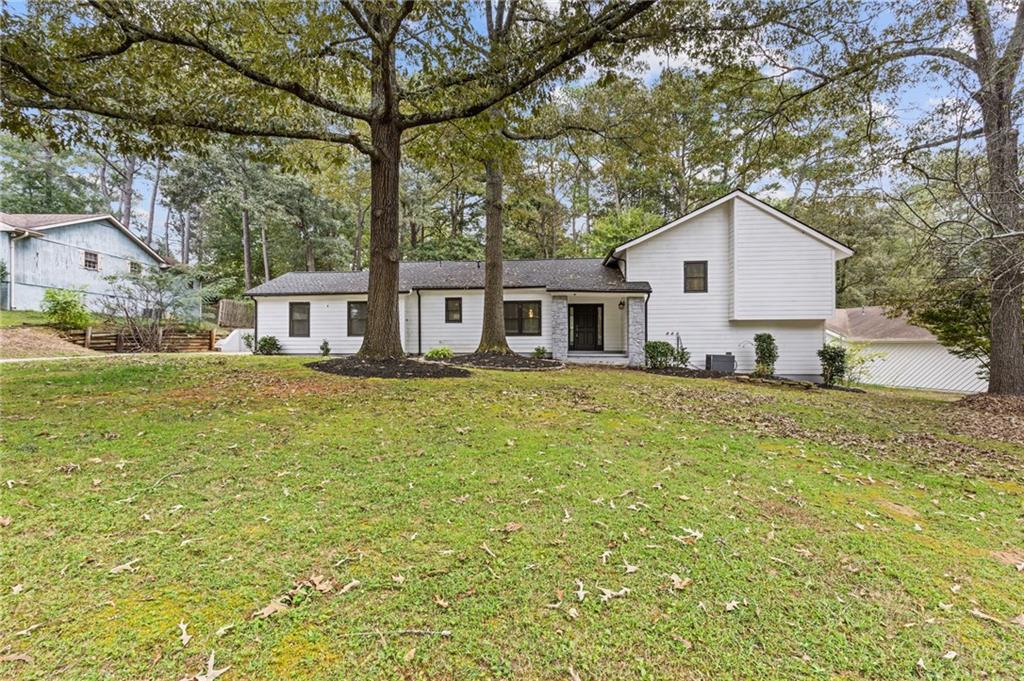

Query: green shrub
left=674, top=345, right=691, bottom=367
left=242, top=332, right=254, bottom=351
left=424, top=346, right=454, bottom=361
left=41, top=288, right=91, bottom=329
left=532, top=346, right=548, bottom=359
left=319, top=339, right=331, bottom=356
left=644, top=341, right=675, bottom=369
left=753, top=333, right=778, bottom=377
left=818, top=344, right=848, bottom=387
left=255, top=335, right=282, bottom=355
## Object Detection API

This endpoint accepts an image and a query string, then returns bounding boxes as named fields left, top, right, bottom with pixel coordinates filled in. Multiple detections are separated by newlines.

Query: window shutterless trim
left=504, top=300, right=542, bottom=336
left=445, top=296, right=462, bottom=323
left=288, top=302, right=310, bottom=337
left=683, top=260, right=708, bottom=293
left=347, top=301, right=367, bottom=337
left=83, top=251, right=99, bottom=271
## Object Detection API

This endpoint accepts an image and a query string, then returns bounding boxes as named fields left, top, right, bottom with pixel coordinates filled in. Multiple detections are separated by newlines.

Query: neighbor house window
left=83, top=251, right=99, bottom=271
left=504, top=301, right=542, bottom=336
left=348, top=301, right=367, bottom=336
left=289, top=302, right=310, bottom=337
left=129, top=261, right=142, bottom=275
left=445, top=297, right=462, bottom=323
left=684, top=261, right=707, bottom=293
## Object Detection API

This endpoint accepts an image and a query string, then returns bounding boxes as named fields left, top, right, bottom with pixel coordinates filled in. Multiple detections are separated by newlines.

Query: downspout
left=416, top=289, right=422, bottom=355
left=644, top=292, right=649, bottom=346
left=252, top=297, right=258, bottom=354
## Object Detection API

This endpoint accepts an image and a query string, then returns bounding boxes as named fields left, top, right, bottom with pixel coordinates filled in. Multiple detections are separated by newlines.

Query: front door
left=569, top=304, right=603, bottom=351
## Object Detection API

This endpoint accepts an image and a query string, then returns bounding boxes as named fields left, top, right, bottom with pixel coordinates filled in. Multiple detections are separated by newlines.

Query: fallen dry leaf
left=943, top=651, right=957, bottom=660
left=598, top=586, right=630, bottom=603
left=110, top=558, right=141, bottom=574
left=0, top=653, right=32, bottom=664
left=309, top=574, right=333, bottom=593
left=969, top=608, right=1002, bottom=624
left=179, top=621, right=192, bottom=647
left=337, top=579, right=360, bottom=595
left=623, top=559, right=638, bottom=574
left=568, top=666, right=581, bottom=681
left=669, top=574, right=692, bottom=590
left=671, top=633, right=693, bottom=649
left=725, top=600, right=740, bottom=612
left=567, top=606, right=579, bottom=620
left=404, top=648, right=416, bottom=662
left=0, top=516, right=11, bottom=527
left=434, top=594, right=449, bottom=609
left=574, top=579, right=587, bottom=602
left=215, top=624, right=233, bottom=637
left=251, top=598, right=289, bottom=619
left=392, top=574, right=405, bottom=585
left=502, top=522, right=523, bottom=533
left=1010, top=614, right=1024, bottom=628
left=11, top=583, right=24, bottom=594
left=195, top=651, right=230, bottom=681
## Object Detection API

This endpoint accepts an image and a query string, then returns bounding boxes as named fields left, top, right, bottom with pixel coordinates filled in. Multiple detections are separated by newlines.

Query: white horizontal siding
left=732, top=199, right=835, bottom=319
left=415, top=289, right=552, bottom=354
left=625, top=202, right=827, bottom=376
left=254, top=294, right=407, bottom=354
left=856, top=341, right=988, bottom=393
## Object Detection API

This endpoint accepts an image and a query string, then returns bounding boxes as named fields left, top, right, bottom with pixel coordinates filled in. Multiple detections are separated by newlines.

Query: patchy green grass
left=1, top=355, right=1021, bottom=680
left=0, top=310, right=51, bottom=328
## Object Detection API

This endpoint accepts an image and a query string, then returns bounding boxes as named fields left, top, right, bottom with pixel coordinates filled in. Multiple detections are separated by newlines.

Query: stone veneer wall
left=550, top=295, right=568, bottom=361
left=627, top=297, right=646, bottom=367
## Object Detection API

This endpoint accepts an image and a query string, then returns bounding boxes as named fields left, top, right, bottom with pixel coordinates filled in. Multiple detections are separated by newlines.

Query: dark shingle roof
left=246, top=259, right=651, bottom=296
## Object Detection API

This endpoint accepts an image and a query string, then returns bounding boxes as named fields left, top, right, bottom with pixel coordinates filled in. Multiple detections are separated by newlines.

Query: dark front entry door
left=569, top=304, right=603, bottom=351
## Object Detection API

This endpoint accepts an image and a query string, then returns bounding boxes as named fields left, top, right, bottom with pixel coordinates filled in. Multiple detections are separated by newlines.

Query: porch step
left=566, top=352, right=629, bottom=366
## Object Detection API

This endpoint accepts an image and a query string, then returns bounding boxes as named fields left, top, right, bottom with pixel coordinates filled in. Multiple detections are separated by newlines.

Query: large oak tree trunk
left=979, top=92, right=1024, bottom=394
left=359, top=118, right=405, bottom=359
left=477, top=157, right=512, bottom=354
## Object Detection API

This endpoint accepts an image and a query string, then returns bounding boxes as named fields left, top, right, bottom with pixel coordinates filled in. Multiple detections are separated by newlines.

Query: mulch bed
left=307, top=357, right=470, bottom=379
left=437, top=352, right=564, bottom=371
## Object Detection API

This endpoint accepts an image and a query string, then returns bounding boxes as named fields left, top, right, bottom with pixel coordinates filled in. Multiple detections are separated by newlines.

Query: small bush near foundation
left=818, top=344, right=848, bottom=387
left=425, top=346, right=454, bottom=360
left=255, top=336, right=282, bottom=355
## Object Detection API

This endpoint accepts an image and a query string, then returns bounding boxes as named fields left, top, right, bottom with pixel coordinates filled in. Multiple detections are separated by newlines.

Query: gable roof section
left=0, top=212, right=167, bottom=265
left=603, top=189, right=854, bottom=263
left=826, top=307, right=936, bottom=342
left=246, top=258, right=652, bottom=296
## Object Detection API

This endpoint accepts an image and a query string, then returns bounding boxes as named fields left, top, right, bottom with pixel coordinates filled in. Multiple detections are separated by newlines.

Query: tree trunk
left=146, top=158, right=162, bottom=245
left=181, top=211, right=190, bottom=265
left=359, top=117, right=405, bottom=359
left=477, top=158, right=512, bottom=354
left=119, top=156, right=136, bottom=230
left=260, top=223, right=271, bottom=281
left=241, top=188, right=253, bottom=290
left=301, top=213, right=316, bottom=271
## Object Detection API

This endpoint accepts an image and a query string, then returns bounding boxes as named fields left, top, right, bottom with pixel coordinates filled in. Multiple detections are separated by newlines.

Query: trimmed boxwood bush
left=424, top=346, right=454, bottom=361
left=255, top=335, right=282, bottom=355
left=319, top=339, right=331, bottom=356
left=818, top=344, right=848, bottom=386
left=532, top=346, right=549, bottom=359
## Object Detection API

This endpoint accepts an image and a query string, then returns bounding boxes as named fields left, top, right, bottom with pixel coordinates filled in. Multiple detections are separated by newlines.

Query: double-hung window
left=347, top=301, right=367, bottom=336
left=504, top=301, right=542, bottom=336
left=289, top=302, right=310, bottom=337
left=445, top=297, right=462, bottom=323
left=683, top=261, right=708, bottom=293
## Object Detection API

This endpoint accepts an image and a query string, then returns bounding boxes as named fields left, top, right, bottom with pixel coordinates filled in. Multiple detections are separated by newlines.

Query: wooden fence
left=216, top=299, right=255, bottom=328
left=64, top=327, right=218, bottom=353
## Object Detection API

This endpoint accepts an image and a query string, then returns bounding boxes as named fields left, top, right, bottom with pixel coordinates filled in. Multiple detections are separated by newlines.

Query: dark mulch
left=307, top=357, right=470, bottom=379
left=438, top=352, right=564, bottom=371
left=645, top=366, right=733, bottom=379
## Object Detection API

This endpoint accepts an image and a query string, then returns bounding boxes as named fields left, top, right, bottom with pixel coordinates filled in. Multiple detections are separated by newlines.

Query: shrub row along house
left=0, top=213, right=166, bottom=310
left=247, top=191, right=853, bottom=379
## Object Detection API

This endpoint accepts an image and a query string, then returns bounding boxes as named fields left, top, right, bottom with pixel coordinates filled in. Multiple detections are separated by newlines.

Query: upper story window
left=504, top=301, right=542, bottom=336
left=445, top=297, right=462, bottom=323
left=683, top=261, right=707, bottom=293
left=129, top=261, right=142, bottom=275
left=289, top=302, right=310, bottom=337
left=83, top=251, right=99, bottom=271
left=348, top=301, right=367, bottom=336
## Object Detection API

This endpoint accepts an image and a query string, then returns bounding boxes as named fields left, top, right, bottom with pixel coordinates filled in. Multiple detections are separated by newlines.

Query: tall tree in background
left=756, top=0, right=1024, bottom=393
left=0, top=134, right=105, bottom=213
left=2, top=0, right=657, bottom=358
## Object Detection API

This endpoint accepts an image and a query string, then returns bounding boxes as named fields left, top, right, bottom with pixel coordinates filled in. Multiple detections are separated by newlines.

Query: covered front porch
left=549, top=292, right=646, bottom=367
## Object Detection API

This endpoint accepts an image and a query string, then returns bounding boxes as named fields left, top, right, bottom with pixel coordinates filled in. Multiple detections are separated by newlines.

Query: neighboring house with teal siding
left=0, top=213, right=167, bottom=311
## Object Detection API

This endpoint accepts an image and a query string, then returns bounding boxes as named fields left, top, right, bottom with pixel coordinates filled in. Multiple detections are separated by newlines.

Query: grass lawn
left=1, top=356, right=1021, bottom=679
left=0, top=310, right=51, bottom=328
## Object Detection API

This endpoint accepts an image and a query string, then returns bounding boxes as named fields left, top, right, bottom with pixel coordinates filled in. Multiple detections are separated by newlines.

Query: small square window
left=289, top=302, right=310, bottom=337
left=129, top=261, right=142, bottom=275
left=348, top=301, right=367, bottom=337
left=83, top=251, right=99, bottom=271
left=445, top=297, right=462, bottom=323
left=684, top=261, right=707, bottom=293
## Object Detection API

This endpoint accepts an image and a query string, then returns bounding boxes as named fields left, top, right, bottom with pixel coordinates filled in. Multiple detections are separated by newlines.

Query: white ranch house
left=246, top=190, right=853, bottom=379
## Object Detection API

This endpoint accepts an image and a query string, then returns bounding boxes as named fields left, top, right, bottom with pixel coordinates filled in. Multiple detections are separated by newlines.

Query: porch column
left=626, top=296, right=646, bottom=368
left=551, top=295, right=568, bottom=361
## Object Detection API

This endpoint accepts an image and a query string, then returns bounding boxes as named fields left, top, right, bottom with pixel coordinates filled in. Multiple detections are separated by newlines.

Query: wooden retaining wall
left=64, top=327, right=218, bottom=353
